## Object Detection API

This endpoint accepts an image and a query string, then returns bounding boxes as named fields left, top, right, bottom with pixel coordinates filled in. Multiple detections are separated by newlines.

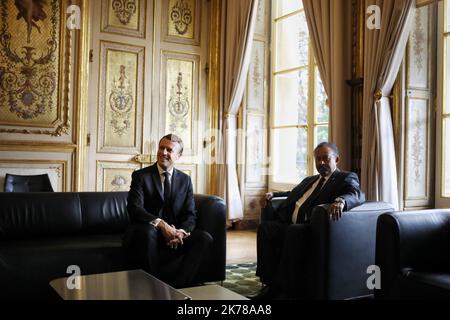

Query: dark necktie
left=163, top=172, right=171, bottom=202
left=162, top=172, right=173, bottom=223
left=296, top=176, right=326, bottom=224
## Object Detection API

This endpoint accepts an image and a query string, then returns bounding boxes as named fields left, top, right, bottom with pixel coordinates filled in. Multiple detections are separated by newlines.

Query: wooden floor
left=226, top=230, right=257, bottom=264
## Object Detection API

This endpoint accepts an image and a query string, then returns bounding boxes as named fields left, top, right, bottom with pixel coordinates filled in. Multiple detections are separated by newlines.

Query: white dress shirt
left=291, top=169, right=335, bottom=224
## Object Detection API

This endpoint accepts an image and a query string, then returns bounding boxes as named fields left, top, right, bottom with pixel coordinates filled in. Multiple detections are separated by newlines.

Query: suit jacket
left=127, top=163, right=196, bottom=233
left=274, top=169, right=365, bottom=223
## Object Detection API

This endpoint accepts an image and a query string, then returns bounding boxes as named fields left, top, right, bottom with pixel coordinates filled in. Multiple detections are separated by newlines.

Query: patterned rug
left=220, top=262, right=263, bottom=298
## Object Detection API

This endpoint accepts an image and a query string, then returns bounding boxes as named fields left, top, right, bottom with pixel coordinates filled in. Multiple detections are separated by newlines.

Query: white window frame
left=269, top=1, right=329, bottom=191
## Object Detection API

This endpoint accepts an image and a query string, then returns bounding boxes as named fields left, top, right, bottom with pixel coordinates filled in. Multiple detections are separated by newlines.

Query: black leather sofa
left=376, top=210, right=450, bottom=299
left=0, top=192, right=226, bottom=299
left=262, top=198, right=394, bottom=299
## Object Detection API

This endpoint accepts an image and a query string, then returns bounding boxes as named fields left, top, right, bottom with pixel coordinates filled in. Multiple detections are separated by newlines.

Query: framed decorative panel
left=162, top=0, right=201, bottom=46
left=405, top=97, right=429, bottom=200
left=98, top=41, right=144, bottom=154
left=247, top=40, right=265, bottom=112
left=101, top=0, right=146, bottom=38
left=0, top=159, right=67, bottom=192
left=174, top=163, right=197, bottom=192
left=0, top=0, right=73, bottom=136
left=255, top=0, right=266, bottom=36
left=244, top=193, right=265, bottom=220
left=96, top=161, right=140, bottom=192
left=407, top=5, right=430, bottom=89
left=246, top=114, right=266, bottom=186
left=161, top=51, right=199, bottom=155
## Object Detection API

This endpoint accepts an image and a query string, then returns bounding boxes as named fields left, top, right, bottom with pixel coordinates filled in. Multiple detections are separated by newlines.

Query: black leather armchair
left=375, top=210, right=450, bottom=299
left=4, top=173, right=54, bottom=192
left=262, top=197, right=394, bottom=299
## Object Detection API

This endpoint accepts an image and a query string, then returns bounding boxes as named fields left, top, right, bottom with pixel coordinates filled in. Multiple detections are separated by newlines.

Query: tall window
left=270, top=0, right=329, bottom=189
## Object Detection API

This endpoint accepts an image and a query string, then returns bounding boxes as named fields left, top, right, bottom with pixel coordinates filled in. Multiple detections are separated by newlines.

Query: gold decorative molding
left=0, top=144, right=76, bottom=152
left=97, top=41, right=144, bottom=154
left=75, top=0, right=90, bottom=191
left=162, top=51, right=200, bottom=154
left=134, top=154, right=151, bottom=164
left=0, top=0, right=73, bottom=136
left=163, top=0, right=201, bottom=46
left=207, top=0, right=221, bottom=196
left=96, top=160, right=140, bottom=192
left=101, top=0, right=146, bottom=38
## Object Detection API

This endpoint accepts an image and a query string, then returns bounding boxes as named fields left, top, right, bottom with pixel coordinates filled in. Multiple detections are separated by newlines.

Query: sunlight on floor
left=226, top=229, right=257, bottom=264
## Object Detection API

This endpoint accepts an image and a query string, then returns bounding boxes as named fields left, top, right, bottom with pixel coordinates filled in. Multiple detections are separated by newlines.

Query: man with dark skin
left=255, top=142, right=365, bottom=299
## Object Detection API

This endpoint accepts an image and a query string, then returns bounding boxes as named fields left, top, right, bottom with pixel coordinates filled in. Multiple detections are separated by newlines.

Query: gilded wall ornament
left=170, top=0, right=192, bottom=35
left=0, top=0, right=58, bottom=120
left=411, top=9, right=425, bottom=72
left=111, top=175, right=127, bottom=191
left=411, top=108, right=424, bottom=185
left=112, top=0, right=137, bottom=25
left=168, top=72, right=189, bottom=132
left=109, top=65, right=133, bottom=136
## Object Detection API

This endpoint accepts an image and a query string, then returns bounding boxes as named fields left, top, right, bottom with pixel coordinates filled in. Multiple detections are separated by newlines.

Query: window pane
left=315, top=68, right=329, bottom=123
left=315, top=125, right=329, bottom=146
left=276, top=0, right=303, bottom=19
left=273, top=127, right=307, bottom=184
left=444, top=118, right=450, bottom=196
left=445, top=36, right=450, bottom=114
left=275, top=11, right=309, bottom=71
left=274, top=69, right=308, bottom=126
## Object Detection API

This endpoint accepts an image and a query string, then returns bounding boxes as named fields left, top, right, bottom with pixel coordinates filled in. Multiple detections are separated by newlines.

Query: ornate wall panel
left=162, top=0, right=200, bottom=46
left=0, top=160, right=66, bottom=192
left=243, top=193, right=263, bottom=221
left=96, top=161, right=140, bottom=191
left=174, top=163, right=197, bottom=192
left=0, top=149, right=73, bottom=191
left=405, top=98, right=429, bottom=199
left=247, top=40, right=265, bottom=112
left=246, top=114, right=265, bottom=185
left=101, top=0, right=146, bottom=38
left=0, top=0, right=74, bottom=137
left=255, top=0, right=266, bottom=36
left=402, top=4, right=434, bottom=209
left=161, top=51, right=199, bottom=155
left=98, top=41, right=144, bottom=154
left=407, top=5, right=429, bottom=89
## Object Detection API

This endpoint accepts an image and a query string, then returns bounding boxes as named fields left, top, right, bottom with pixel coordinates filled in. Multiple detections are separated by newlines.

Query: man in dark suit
left=255, top=142, right=365, bottom=299
left=123, top=134, right=213, bottom=288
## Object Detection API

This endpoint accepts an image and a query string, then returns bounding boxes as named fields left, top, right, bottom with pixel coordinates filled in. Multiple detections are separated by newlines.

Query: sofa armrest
left=193, top=194, right=227, bottom=281
left=310, top=201, right=394, bottom=299
left=376, top=210, right=450, bottom=298
left=260, top=197, right=287, bottom=222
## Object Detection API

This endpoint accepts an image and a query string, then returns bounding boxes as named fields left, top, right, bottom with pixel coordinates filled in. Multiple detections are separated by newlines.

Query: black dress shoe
left=252, top=286, right=277, bottom=300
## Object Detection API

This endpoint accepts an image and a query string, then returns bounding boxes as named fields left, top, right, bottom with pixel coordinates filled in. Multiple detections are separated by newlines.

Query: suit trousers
left=122, top=224, right=213, bottom=288
left=256, top=220, right=312, bottom=298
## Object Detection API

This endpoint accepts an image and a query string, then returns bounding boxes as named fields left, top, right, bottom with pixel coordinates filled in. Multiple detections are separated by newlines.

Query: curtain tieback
left=224, top=113, right=237, bottom=119
left=374, top=89, right=383, bottom=102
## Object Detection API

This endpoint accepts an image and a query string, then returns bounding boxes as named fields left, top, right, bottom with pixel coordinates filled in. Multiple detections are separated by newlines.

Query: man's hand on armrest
left=327, top=198, right=346, bottom=221
left=259, top=192, right=274, bottom=208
